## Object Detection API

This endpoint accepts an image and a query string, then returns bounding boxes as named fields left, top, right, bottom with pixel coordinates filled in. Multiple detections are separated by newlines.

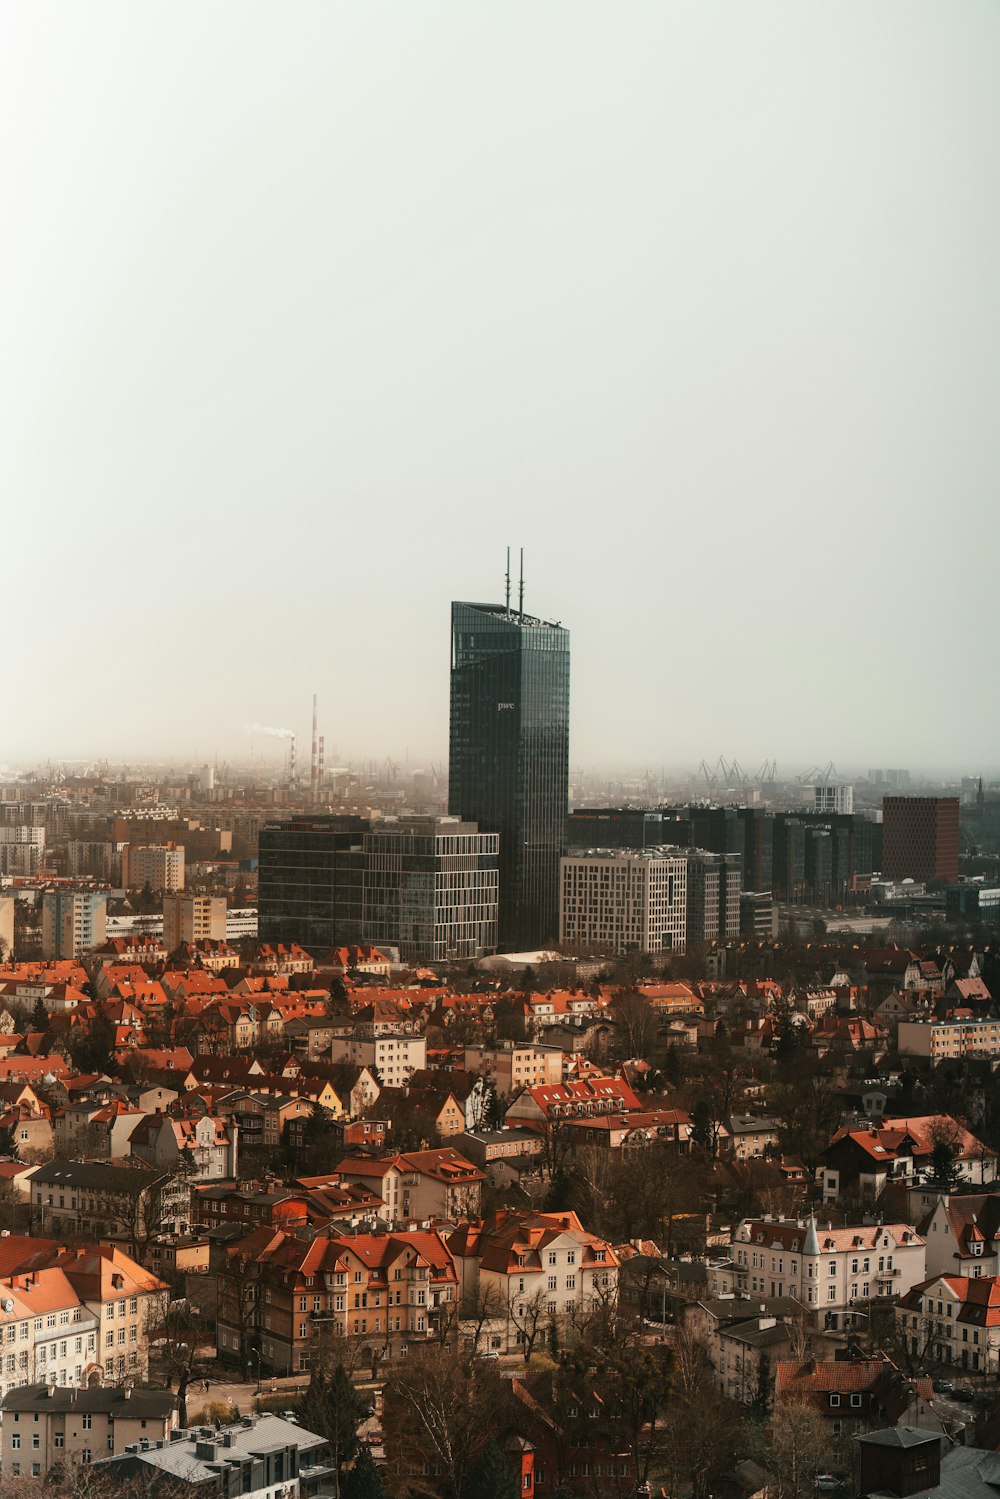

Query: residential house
left=919, top=1193, right=1000, bottom=1280
left=0, top=1384, right=178, bottom=1476
left=731, top=1214, right=926, bottom=1332
left=128, top=1112, right=238, bottom=1181
left=774, top=1357, right=941, bottom=1441
left=27, top=1160, right=170, bottom=1244
left=331, top=1148, right=484, bottom=1226
left=107, top=1412, right=331, bottom=1499
left=724, top=1114, right=783, bottom=1161
left=819, top=1116, right=996, bottom=1203
left=897, top=1273, right=1000, bottom=1374
left=503, top=1077, right=642, bottom=1131
left=0, top=1236, right=167, bottom=1385
left=53, top=1100, right=146, bottom=1162
left=216, top=1225, right=458, bottom=1372
left=446, top=1209, right=619, bottom=1353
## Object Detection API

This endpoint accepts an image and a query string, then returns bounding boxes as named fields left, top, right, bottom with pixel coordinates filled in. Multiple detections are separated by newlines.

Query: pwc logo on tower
left=497, top=702, right=514, bottom=711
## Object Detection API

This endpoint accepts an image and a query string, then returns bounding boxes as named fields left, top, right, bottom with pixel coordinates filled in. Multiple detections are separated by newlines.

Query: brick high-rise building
left=882, top=796, right=960, bottom=883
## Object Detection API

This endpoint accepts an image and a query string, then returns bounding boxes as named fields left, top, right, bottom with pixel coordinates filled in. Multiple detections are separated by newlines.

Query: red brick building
left=882, top=797, right=959, bottom=883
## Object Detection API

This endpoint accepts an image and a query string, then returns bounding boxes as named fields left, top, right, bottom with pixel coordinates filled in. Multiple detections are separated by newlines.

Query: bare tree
left=384, top=1343, right=511, bottom=1499
left=766, top=1399, right=836, bottom=1499
left=507, top=1285, right=550, bottom=1363
left=460, top=1279, right=507, bottom=1353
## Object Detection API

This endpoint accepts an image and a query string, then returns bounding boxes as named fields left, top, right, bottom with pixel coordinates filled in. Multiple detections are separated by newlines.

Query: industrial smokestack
left=318, top=736, right=325, bottom=801
left=310, top=694, right=319, bottom=804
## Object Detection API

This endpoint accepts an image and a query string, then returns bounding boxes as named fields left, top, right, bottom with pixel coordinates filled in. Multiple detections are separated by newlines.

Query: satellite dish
left=2, top=1299, right=13, bottom=1313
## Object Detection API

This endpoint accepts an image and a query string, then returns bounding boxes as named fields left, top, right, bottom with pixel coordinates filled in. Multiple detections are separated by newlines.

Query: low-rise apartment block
left=898, top=1016, right=1000, bottom=1062
left=0, top=1384, right=178, bottom=1476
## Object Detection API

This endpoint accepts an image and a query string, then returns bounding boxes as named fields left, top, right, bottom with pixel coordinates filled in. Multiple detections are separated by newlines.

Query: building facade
left=882, top=797, right=960, bottom=883
left=126, top=843, right=185, bottom=892
left=162, top=894, right=226, bottom=952
left=40, top=893, right=107, bottom=960
left=686, top=849, right=742, bottom=943
left=449, top=599, right=570, bottom=951
left=361, top=816, right=498, bottom=963
left=559, top=849, right=687, bottom=954
left=731, top=1215, right=926, bottom=1332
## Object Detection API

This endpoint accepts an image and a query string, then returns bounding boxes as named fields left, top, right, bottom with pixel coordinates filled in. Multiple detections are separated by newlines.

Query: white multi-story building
left=0, top=827, right=46, bottom=876
left=731, top=1214, right=926, bottom=1333
left=447, top=1209, right=619, bottom=1353
left=813, top=784, right=854, bottom=815
left=40, top=892, right=107, bottom=959
left=162, top=893, right=226, bottom=952
left=331, top=1032, right=426, bottom=1089
left=463, top=1042, right=564, bottom=1095
left=559, top=848, right=687, bottom=954
left=897, top=1273, right=1000, bottom=1374
left=126, top=843, right=185, bottom=892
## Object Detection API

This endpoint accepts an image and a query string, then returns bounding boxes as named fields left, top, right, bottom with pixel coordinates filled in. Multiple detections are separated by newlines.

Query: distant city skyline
left=3, top=4, right=998, bottom=767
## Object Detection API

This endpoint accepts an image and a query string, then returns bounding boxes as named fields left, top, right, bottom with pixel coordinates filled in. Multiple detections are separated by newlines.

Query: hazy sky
left=2, top=2, right=998, bottom=775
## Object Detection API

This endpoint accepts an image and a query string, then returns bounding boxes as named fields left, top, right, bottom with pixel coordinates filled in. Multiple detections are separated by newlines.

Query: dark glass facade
left=257, top=815, right=368, bottom=949
left=449, top=601, right=570, bottom=950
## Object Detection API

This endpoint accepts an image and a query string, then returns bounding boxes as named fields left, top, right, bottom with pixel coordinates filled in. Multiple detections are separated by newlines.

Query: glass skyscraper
left=449, top=600, right=570, bottom=950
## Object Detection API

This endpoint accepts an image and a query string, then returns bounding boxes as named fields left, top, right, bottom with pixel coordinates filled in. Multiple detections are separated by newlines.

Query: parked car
left=368, top=1432, right=384, bottom=1446
left=952, top=1387, right=974, bottom=1403
left=933, top=1380, right=953, bottom=1394
left=814, top=1479, right=841, bottom=1495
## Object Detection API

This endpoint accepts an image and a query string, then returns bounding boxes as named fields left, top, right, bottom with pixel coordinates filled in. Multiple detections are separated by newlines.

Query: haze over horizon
left=3, top=2, right=998, bottom=771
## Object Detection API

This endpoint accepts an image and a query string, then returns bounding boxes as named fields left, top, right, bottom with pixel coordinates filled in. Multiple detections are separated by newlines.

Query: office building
left=883, top=797, right=960, bottom=883
left=687, top=849, right=742, bottom=942
left=126, top=842, right=185, bottom=892
left=737, top=807, right=773, bottom=893
left=740, top=890, right=777, bottom=939
left=813, top=784, right=854, bottom=815
left=362, top=815, right=498, bottom=963
left=163, top=893, right=227, bottom=952
left=772, top=816, right=805, bottom=900
left=258, top=815, right=368, bottom=949
left=449, top=597, right=570, bottom=950
left=559, top=848, right=687, bottom=954
left=567, top=807, right=665, bottom=850
left=258, top=814, right=498, bottom=962
left=41, top=891, right=107, bottom=959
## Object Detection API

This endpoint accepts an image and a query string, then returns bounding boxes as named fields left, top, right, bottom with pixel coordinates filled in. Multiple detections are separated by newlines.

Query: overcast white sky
left=2, top=2, right=997, bottom=774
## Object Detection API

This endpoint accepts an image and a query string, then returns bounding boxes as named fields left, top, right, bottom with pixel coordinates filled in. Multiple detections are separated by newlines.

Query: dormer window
left=974, top=1243, right=983, bottom=1257
left=829, top=1394, right=841, bottom=1407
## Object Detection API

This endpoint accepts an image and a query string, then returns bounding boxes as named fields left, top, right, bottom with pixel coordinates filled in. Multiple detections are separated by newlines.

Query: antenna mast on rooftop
left=505, top=547, right=511, bottom=618
left=519, top=547, right=524, bottom=620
